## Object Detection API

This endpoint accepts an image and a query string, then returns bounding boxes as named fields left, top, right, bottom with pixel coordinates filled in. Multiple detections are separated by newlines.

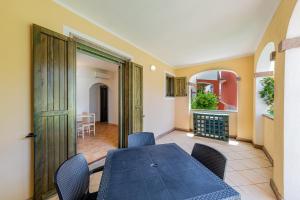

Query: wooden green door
left=33, top=25, right=76, bottom=200
left=131, top=63, right=143, bottom=133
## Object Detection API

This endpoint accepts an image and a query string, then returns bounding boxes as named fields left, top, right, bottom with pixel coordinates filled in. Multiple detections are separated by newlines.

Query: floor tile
left=48, top=130, right=275, bottom=200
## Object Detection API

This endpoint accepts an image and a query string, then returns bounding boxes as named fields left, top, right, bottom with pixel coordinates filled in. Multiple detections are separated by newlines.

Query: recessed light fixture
left=150, top=65, right=156, bottom=71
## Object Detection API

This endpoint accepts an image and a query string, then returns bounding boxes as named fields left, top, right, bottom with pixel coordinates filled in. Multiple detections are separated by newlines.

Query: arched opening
left=89, top=83, right=109, bottom=123
left=284, top=1, right=300, bottom=198
left=254, top=42, right=275, bottom=145
left=188, top=70, right=239, bottom=139
left=189, top=70, right=238, bottom=111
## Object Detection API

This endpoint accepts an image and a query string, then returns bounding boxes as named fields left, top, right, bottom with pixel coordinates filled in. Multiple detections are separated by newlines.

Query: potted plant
left=259, top=77, right=274, bottom=115
left=191, top=91, right=219, bottom=110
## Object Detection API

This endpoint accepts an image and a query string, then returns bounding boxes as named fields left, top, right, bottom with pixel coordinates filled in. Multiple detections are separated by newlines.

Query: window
left=166, top=74, right=175, bottom=97
left=166, top=74, right=187, bottom=97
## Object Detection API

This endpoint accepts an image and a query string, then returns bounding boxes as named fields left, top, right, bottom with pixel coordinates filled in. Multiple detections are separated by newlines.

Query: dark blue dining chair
left=191, top=143, right=227, bottom=180
left=54, top=153, right=104, bottom=200
left=128, top=132, right=155, bottom=148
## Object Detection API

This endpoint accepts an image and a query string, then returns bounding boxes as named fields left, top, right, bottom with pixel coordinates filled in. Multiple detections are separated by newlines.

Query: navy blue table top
left=97, top=143, right=240, bottom=200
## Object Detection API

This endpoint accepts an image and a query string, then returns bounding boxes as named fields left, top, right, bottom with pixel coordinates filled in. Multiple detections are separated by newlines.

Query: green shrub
left=259, top=77, right=274, bottom=115
left=191, top=91, right=219, bottom=110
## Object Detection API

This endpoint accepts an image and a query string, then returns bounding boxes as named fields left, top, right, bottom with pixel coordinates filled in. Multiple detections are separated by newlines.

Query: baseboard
left=229, top=135, right=237, bottom=139
left=96, top=122, right=118, bottom=126
left=236, top=137, right=252, bottom=143
left=174, top=127, right=192, bottom=132
left=253, top=143, right=263, bottom=149
left=270, top=178, right=283, bottom=200
left=156, top=128, right=176, bottom=140
left=158, top=130, right=274, bottom=166
left=262, top=146, right=274, bottom=166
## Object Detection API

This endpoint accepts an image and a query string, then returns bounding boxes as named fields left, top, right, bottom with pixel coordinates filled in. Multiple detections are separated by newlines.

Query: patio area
left=50, top=130, right=275, bottom=200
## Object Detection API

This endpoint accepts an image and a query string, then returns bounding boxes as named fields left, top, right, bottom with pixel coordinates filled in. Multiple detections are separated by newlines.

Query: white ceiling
left=57, top=0, right=280, bottom=67
left=76, top=52, right=119, bottom=72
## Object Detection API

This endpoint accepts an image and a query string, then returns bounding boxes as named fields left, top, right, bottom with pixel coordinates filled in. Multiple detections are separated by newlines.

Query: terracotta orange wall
left=220, top=71, right=237, bottom=107
left=174, top=55, right=254, bottom=140
left=196, top=79, right=219, bottom=95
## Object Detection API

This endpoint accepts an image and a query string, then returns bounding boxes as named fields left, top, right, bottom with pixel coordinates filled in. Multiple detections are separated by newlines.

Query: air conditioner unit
left=94, top=71, right=111, bottom=79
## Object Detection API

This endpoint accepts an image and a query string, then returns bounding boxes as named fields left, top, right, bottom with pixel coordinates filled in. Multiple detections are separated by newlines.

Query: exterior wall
left=253, top=0, right=297, bottom=196
left=175, top=55, right=254, bottom=140
left=0, top=0, right=175, bottom=199
left=263, top=115, right=275, bottom=160
left=196, top=79, right=219, bottom=95
left=220, top=71, right=237, bottom=108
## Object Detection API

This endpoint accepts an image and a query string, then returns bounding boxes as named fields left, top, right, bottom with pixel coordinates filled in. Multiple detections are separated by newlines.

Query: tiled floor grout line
left=49, top=130, right=276, bottom=200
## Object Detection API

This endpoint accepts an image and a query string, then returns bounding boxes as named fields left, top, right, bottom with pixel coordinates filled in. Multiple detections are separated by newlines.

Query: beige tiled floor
left=157, top=131, right=275, bottom=200
left=50, top=130, right=275, bottom=200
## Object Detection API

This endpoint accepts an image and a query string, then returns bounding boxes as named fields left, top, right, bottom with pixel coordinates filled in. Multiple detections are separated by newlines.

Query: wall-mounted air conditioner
left=94, top=71, right=111, bottom=79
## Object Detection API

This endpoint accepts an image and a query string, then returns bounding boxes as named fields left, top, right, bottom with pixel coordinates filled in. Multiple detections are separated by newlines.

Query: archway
left=189, top=70, right=239, bottom=137
left=189, top=70, right=238, bottom=111
left=284, top=1, right=300, bottom=198
left=89, top=83, right=109, bottom=123
left=254, top=42, right=275, bottom=145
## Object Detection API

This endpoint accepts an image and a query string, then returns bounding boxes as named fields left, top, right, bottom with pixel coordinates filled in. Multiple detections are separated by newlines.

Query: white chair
left=89, top=113, right=96, bottom=136
left=77, top=121, right=90, bottom=139
left=81, top=112, right=96, bottom=136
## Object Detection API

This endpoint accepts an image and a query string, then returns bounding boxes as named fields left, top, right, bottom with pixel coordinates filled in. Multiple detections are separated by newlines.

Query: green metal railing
left=193, top=112, right=229, bottom=141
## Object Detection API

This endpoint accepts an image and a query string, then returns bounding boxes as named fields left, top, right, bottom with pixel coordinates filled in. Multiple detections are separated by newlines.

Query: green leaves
left=259, top=77, right=274, bottom=115
left=191, top=91, right=219, bottom=110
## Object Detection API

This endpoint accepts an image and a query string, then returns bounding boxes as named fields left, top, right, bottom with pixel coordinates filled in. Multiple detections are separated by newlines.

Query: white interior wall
left=254, top=42, right=275, bottom=145
left=89, top=83, right=101, bottom=121
left=76, top=63, right=118, bottom=125
left=143, top=68, right=175, bottom=136
left=284, top=2, right=300, bottom=199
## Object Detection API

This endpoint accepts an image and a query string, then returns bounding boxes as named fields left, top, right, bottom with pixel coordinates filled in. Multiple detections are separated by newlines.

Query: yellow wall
left=0, top=0, right=297, bottom=199
left=263, top=116, right=275, bottom=160
left=254, top=0, right=297, bottom=196
left=174, top=55, right=254, bottom=140
left=0, top=0, right=175, bottom=199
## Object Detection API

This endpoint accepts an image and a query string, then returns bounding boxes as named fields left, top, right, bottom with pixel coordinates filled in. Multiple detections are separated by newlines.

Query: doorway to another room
left=76, top=51, right=119, bottom=163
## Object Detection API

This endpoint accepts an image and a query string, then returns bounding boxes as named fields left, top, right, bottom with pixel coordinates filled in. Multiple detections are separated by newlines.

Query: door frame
left=74, top=36, right=131, bottom=148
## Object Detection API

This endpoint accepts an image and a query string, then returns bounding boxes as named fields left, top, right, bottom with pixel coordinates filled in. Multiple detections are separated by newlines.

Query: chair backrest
left=191, top=143, right=227, bottom=180
left=90, top=113, right=95, bottom=123
left=128, top=132, right=155, bottom=148
left=54, top=154, right=90, bottom=200
left=82, top=112, right=90, bottom=123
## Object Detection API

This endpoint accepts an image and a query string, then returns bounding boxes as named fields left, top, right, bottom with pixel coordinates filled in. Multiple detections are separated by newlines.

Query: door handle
left=25, top=132, right=37, bottom=138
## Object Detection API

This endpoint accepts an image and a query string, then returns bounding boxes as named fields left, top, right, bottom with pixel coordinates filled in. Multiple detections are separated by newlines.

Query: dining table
left=97, top=143, right=240, bottom=200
